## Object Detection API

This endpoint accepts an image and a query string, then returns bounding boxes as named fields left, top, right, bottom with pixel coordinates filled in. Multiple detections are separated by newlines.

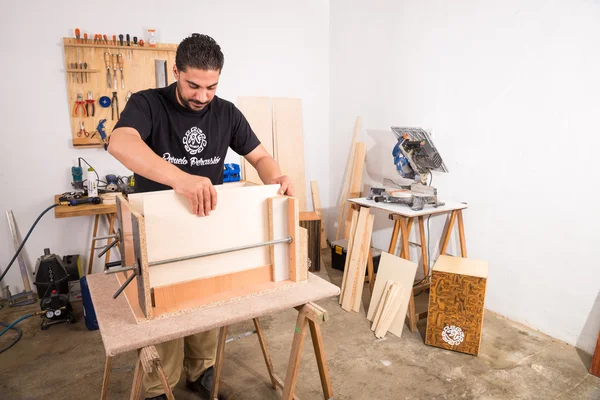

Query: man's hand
left=269, top=175, right=294, bottom=196
left=173, top=174, right=217, bottom=216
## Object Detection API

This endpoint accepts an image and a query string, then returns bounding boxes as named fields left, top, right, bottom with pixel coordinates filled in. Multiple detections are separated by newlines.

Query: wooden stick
left=371, top=280, right=393, bottom=331
left=418, top=216, right=429, bottom=278
left=101, top=356, right=112, bottom=400
left=310, top=181, right=328, bottom=249
left=439, top=211, right=457, bottom=255
left=104, top=214, right=116, bottom=263
left=341, top=207, right=369, bottom=311
left=88, top=214, right=100, bottom=275
left=282, top=312, right=309, bottom=400
left=309, top=320, right=334, bottom=399
left=352, top=214, right=375, bottom=312
left=457, top=210, right=467, bottom=257
left=155, top=362, right=175, bottom=400
left=129, top=358, right=143, bottom=400
left=339, top=210, right=358, bottom=305
left=388, top=219, right=400, bottom=255
left=343, top=143, right=366, bottom=239
left=253, top=318, right=278, bottom=389
left=590, top=331, right=600, bottom=377
left=335, top=116, right=361, bottom=240
left=211, top=326, right=228, bottom=400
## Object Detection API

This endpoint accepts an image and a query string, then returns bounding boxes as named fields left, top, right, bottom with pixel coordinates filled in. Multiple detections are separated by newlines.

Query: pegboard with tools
left=63, top=34, right=176, bottom=148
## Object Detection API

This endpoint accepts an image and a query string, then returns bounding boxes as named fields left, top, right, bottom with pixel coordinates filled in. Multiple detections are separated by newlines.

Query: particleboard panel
left=367, top=252, right=418, bottom=338
left=425, top=255, right=488, bottom=356
left=142, top=185, right=294, bottom=287
left=273, top=98, right=307, bottom=211
left=63, top=37, right=176, bottom=148
left=237, top=96, right=273, bottom=184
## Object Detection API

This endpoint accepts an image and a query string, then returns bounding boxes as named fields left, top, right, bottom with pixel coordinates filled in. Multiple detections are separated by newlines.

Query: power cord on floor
left=0, top=314, right=35, bottom=353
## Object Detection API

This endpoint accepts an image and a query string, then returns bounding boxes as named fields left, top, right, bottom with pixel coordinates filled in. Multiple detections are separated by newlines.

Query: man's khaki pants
left=144, top=328, right=218, bottom=398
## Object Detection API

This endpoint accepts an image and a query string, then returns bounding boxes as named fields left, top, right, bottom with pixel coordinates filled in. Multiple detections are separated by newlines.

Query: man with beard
left=108, top=33, right=294, bottom=400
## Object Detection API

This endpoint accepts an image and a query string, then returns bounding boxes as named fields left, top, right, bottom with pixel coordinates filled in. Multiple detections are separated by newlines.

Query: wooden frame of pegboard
left=63, top=37, right=177, bottom=149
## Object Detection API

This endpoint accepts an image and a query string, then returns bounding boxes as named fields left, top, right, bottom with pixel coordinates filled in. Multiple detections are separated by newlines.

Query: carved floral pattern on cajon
left=425, top=255, right=488, bottom=356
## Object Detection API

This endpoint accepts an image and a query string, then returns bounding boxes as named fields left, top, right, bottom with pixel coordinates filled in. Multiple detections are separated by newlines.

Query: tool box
left=329, top=239, right=382, bottom=274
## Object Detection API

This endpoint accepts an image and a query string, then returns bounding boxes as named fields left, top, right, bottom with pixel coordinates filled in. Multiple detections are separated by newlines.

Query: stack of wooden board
left=366, top=252, right=418, bottom=339
left=339, top=207, right=374, bottom=312
left=237, top=97, right=307, bottom=211
left=370, top=281, right=404, bottom=338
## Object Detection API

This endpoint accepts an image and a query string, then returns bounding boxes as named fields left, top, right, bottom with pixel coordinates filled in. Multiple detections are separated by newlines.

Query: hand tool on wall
left=84, top=33, right=88, bottom=45
left=99, top=96, right=111, bottom=108
left=83, top=61, right=88, bottom=83
left=96, top=119, right=109, bottom=150
left=111, top=92, right=119, bottom=120
left=77, top=121, right=89, bottom=137
left=119, top=34, right=123, bottom=46
left=112, top=54, right=118, bottom=90
left=104, top=52, right=111, bottom=89
left=103, top=34, right=109, bottom=46
left=118, top=54, right=125, bottom=89
left=126, top=34, right=131, bottom=58
left=73, top=93, right=87, bottom=117
left=139, top=39, right=144, bottom=47
left=133, top=36, right=138, bottom=47
left=74, top=63, right=79, bottom=83
left=112, top=34, right=116, bottom=46
left=86, top=91, right=95, bottom=117
left=75, top=28, right=80, bottom=43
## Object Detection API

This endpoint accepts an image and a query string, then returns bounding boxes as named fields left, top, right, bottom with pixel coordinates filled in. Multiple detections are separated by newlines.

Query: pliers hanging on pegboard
left=111, top=91, right=119, bottom=120
left=77, top=121, right=89, bottom=137
left=85, top=91, right=95, bottom=117
left=73, top=93, right=87, bottom=117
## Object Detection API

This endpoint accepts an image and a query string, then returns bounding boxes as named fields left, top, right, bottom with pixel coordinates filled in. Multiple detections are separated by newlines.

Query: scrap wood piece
left=371, top=280, right=394, bottom=331
left=310, top=180, right=328, bottom=249
left=339, top=209, right=358, bottom=305
left=335, top=116, right=361, bottom=240
left=352, top=213, right=374, bottom=312
left=366, top=252, right=418, bottom=338
left=374, top=284, right=404, bottom=338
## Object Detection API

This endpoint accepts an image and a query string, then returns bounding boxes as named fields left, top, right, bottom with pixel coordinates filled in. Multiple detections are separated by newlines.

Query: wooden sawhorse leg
left=130, top=346, right=174, bottom=400
left=88, top=213, right=117, bottom=275
left=439, top=210, right=467, bottom=257
left=210, top=303, right=334, bottom=400
left=100, top=356, right=112, bottom=400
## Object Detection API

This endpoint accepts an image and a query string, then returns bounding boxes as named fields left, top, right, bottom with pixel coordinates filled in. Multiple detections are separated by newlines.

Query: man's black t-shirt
left=113, top=83, right=260, bottom=193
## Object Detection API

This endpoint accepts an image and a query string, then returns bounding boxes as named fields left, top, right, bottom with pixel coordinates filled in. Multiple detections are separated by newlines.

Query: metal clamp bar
left=93, top=234, right=119, bottom=241
left=104, top=265, right=135, bottom=275
left=113, top=271, right=136, bottom=299
left=148, top=236, right=292, bottom=267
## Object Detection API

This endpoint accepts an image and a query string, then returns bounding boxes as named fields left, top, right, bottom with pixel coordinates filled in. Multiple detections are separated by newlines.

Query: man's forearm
left=255, top=156, right=283, bottom=184
left=108, top=129, right=185, bottom=188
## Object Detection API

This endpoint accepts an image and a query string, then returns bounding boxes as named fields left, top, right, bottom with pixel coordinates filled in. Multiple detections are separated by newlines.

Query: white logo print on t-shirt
left=183, top=126, right=207, bottom=155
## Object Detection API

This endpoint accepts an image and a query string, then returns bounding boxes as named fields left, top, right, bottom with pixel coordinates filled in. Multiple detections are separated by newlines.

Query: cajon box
left=425, top=255, right=488, bottom=356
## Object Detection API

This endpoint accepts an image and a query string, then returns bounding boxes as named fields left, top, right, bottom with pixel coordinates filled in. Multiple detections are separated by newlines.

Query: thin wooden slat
left=418, top=216, right=429, bottom=278
left=237, top=96, right=273, bottom=184
left=344, top=142, right=366, bottom=238
left=273, top=98, right=307, bottom=211
left=457, top=210, right=468, bottom=257
left=352, top=214, right=375, bottom=312
left=336, top=117, right=361, bottom=240
left=288, top=197, right=300, bottom=281
left=439, top=211, right=458, bottom=255
left=341, top=207, right=369, bottom=311
left=339, top=210, right=358, bottom=305
left=590, top=332, right=600, bottom=377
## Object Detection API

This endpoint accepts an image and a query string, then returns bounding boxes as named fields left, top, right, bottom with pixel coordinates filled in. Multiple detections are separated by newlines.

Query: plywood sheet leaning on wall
left=237, top=96, right=273, bottom=184
left=425, top=255, right=488, bottom=356
left=273, top=98, right=307, bottom=212
left=366, top=252, right=418, bottom=338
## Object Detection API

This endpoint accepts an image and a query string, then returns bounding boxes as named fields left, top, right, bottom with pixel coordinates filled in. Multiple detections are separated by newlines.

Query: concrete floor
left=2, top=251, right=600, bottom=400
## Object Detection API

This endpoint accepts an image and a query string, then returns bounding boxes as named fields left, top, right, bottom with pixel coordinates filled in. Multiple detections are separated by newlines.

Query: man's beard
left=176, top=82, right=207, bottom=111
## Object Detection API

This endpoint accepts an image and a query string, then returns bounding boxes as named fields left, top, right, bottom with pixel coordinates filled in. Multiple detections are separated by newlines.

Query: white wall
left=330, top=0, right=600, bottom=354
left=0, top=1, right=329, bottom=294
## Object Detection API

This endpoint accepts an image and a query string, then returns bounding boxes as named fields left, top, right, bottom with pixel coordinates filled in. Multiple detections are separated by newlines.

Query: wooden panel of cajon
left=237, top=96, right=273, bottom=184
left=131, top=211, right=152, bottom=319
left=288, top=197, right=300, bottom=281
left=273, top=98, right=307, bottom=211
left=425, top=255, right=488, bottom=356
left=268, top=196, right=291, bottom=282
left=143, top=185, right=281, bottom=287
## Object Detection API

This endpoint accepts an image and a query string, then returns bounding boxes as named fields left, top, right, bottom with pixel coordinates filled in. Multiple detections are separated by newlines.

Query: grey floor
left=2, top=251, right=600, bottom=399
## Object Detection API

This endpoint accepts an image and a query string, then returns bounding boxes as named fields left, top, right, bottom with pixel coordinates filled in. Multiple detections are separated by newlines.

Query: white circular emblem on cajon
left=442, top=325, right=465, bottom=346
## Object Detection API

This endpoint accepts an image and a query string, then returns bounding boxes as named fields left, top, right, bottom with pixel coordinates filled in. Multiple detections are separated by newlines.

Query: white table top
left=348, top=197, right=468, bottom=217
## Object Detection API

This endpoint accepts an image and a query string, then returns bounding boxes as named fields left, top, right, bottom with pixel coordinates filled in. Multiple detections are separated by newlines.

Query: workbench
left=53, top=194, right=117, bottom=275
left=86, top=271, right=340, bottom=399
left=348, top=197, right=468, bottom=332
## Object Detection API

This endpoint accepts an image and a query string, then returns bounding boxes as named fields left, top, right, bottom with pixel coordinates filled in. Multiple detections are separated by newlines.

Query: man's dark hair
left=176, top=33, right=224, bottom=72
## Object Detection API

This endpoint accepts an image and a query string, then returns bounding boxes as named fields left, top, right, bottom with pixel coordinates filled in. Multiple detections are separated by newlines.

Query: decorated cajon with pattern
left=425, top=255, right=488, bottom=356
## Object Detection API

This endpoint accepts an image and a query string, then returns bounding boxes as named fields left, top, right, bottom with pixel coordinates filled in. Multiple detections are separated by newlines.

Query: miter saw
left=368, top=127, right=448, bottom=211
